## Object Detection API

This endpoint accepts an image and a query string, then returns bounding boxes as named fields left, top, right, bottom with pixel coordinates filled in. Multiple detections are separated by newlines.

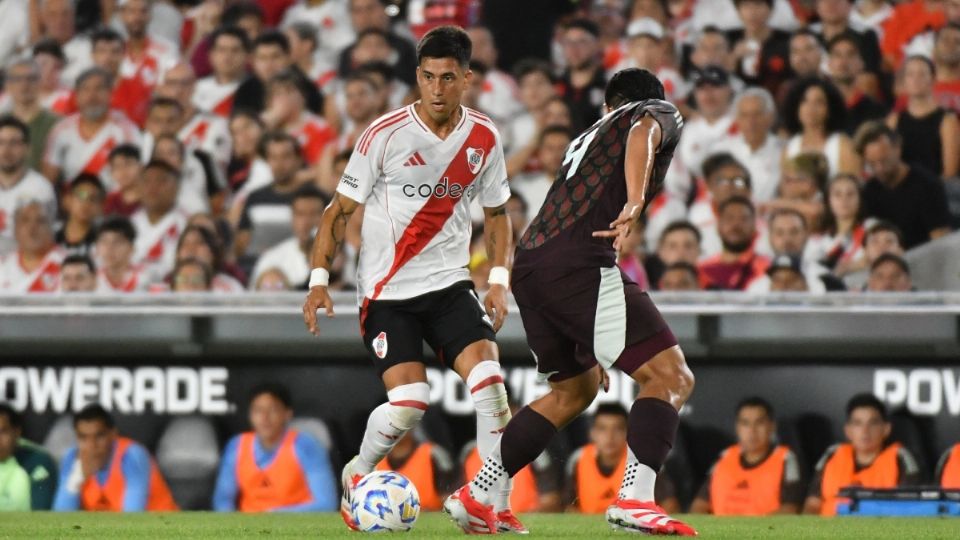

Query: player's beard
left=722, top=236, right=753, bottom=254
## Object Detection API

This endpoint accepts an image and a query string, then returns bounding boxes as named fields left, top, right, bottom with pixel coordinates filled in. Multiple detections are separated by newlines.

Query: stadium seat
left=42, top=415, right=76, bottom=465
left=777, top=418, right=810, bottom=479
left=681, top=423, right=735, bottom=482
left=794, top=413, right=836, bottom=479
left=889, top=409, right=935, bottom=482
left=156, top=416, right=220, bottom=510
left=114, top=413, right=169, bottom=452
left=289, top=416, right=339, bottom=470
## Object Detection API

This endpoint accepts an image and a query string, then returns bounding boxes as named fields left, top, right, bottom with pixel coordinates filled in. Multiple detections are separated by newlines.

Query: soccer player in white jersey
left=302, top=26, right=524, bottom=533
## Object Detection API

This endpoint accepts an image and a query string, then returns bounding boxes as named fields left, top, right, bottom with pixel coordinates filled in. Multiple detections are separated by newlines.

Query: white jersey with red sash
left=0, top=247, right=65, bottom=293
left=96, top=265, right=148, bottom=293
left=44, top=112, right=141, bottom=180
left=338, top=104, right=510, bottom=303
left=179, top=112, right=232, bottom=169
left=131, top=208, right=188, bottom=279
left=193, top=77, right=240, bottom=118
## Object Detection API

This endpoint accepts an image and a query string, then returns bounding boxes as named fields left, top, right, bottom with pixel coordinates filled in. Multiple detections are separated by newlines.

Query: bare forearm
left=310, top=195, right=358, bottom=270
left=483, top=208, right=512, bottom=269
left=624, top=118, right=662, bottom=212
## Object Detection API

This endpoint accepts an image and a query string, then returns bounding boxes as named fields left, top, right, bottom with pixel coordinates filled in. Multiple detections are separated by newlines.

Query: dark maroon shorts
left=511, top=265, right=678, bottom=382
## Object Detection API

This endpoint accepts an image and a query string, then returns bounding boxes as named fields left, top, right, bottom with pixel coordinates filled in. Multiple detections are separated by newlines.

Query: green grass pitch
left=1, top=512, right=957, bottom=539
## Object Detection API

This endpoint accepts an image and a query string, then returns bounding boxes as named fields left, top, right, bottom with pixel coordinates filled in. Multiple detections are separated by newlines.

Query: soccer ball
left=350, top=471, right=421, bottom=532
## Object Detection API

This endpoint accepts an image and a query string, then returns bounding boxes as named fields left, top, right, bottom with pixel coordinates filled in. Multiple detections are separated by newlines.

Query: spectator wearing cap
left=42, top=68, right=141, bottom=184
left=0, top=201, right=64, bottom=293
left=933, top=23, right=960, bottom=112
left=4, top=59, right=62, bottom=172
left=94, top=216, right=146, bottom=293
left=698, top=196, right=771, bottom=290
left=213, top=383, right=337, bottom=512
left=689, top=153, right=767, bottom=258
left=103, top=144, right=143, bottom=217
left=690, top=397, right=804, bottom=515
left=678, top=65, right=735, bottom=179
left=56, top=174, right=105, bottom=258
left=194, top=27, right=250, bottom=119
left=865, top=253, right=913, bottom=292
left=53, top=404, right=178, bottom=512
left=557, top=18, right=607, bottom=133
left=467, top=26, right=523, bottom=124
left=804, top=394, right=921, bottom=516
left=281, top=0, right=356, bottom=75
left=727, top=0, right=793, bottom=96
left=0, top=116, right=56, bottom=257
left=251, top=185, right=327, bottom=289
left=810, top=0, right=883, bottom=78
left=32, top=39, right=75, bottom=116
left=826, top=32, right=887, bottom=135
left=510, top=126, right=572, bottom=224
left=855, top=121, right=952, bottom=250
left=0, top=402, right=58, bottom=511
left=764, top=254, right=809, bottom=291
left=710, top=87, right=783, bottom=203
left=646, top=221, right=702, bottom=288
left=888, top=56, right=960, bottom=179
left=807, top=174, right=867, bottom=276
left=60, top=254, right=97, bottom=293
left=608, top=18, right=689, bottom=105
left=233, top=31, right=324, bottom=116
left=658, top=262, right=702, bottom=291
left=131, top=160, right=188, bottom=282
left=782, top=77, right=860, bottom=178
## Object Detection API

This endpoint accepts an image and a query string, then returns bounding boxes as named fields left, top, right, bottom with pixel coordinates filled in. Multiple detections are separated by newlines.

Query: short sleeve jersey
left=517, top=100, right=683, bottom=272
left=337, top=104, right=509, bottom=303
left=44, top=112, right=141, bottom=181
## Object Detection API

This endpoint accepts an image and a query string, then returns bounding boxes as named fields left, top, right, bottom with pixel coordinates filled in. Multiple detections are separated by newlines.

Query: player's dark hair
left=539, top=125, right=572, bottom=145
left=109, top=143, right=141, bottom=162
left=75, top=67, right=114, bottom=90
left=74, top=403, right=115, bottom=429
left=826, top=30, right=863, bottom=56
left=594, top=403, right=629, bottom=422
left=292, top=184, right=328, bottom=206
left=32, top=38, right=66, bottom=63
left=63, top=254, right=96, bottom=274
left=223, top=1, right=265, bottom=26
left=172, top=257, right=214, bottom=288
left=782, top=77, right=847, bottom=135
left=605, top=68, right=665, bottom=109
left=736, top=396, right=775, bottom=419
left=69, top=173, right=106, bottom=196
left=565, top=18, right=600, bottom=39
left=96, top=215, right=136, bottom=243
left=513, top=58, right=554, bottom=84
left=211, top=26, right=251, bottom=53
left=249, top=382, right=293, bottom=409
left=253, top=30, right=290, bottom=55
left=768, top=207, right=807, bottom=231
left=149, top=96, right=184, bottom=114
left=863, top=220, right=904, bottom=248
left=90, top=27, right=125, bottom=47
left=0, top=402, right=22, bottom=430
left=845, top=393, right=888, bottom=422
left=417, top=25, right=472, bottom=68
left=258, top=131, right=302, bottom=159
left=285, top=21, right=318, bottom=49
left=853, top=120, right=900, bottom=156
left=0, top=115, right=30, bottom=144
left=717, top=194, right=755, bottom=217
left=871, top=253, right=910, bottom=276
left=143, top=159, right=181, bottom=181
left=660, top=220, right=702, bottom=246
left=701, top=152, right=751, bottom=188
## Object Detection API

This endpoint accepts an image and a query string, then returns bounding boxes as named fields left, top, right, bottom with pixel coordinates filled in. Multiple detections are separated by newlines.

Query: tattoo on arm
left=316, top=195, right=357, bottom=269
left=489, top=206, right=507, bottom=217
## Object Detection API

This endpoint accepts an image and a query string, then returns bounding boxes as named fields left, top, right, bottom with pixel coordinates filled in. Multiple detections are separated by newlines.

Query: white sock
left=618, top=447, right=658, bottom=502
left=466, top=360, right=513, bottom=512
left=468, top=437, right=508, bottom=506
left=355, top=382, right=430, bottom=474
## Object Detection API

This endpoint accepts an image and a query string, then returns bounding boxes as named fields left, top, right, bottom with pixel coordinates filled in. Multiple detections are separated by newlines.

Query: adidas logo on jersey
left=402, top=152, right=426, bottom=167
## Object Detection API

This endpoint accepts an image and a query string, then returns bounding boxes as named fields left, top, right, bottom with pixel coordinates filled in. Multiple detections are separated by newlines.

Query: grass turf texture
left=0, top=513, right=957, bottom=539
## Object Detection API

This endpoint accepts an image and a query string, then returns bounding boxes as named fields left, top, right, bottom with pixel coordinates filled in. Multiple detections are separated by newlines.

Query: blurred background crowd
left=1, top=0, right=960, bottom=295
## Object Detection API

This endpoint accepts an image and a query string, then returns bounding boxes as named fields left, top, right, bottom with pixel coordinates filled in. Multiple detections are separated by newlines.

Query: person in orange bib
left=52, top=404, right=177, bottom=512
left=935, top=443, right=960, bottom=488
left=213, top=383, right=336, bottom=512
left=690, top=397, right=803, bottom=515
left=375, top=431, right=456, bottom=511
left=461, top=439, right=563, bottom=513
left=566, top=404, right=680, bottom=514
left=804, top=393, right=921, bottom=516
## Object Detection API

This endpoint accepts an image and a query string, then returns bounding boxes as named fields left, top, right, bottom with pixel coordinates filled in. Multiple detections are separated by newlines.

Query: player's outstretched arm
left=592, top=115, right=662, bottom=251
left=481, top=204, right=512, bottom=332
left=302, top=193, right=360, bottom=335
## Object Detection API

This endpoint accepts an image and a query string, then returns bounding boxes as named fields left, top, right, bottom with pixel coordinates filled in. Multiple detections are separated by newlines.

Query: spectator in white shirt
left=250, top=185, right=327, bottom=289
left=60, top=254, right=97, bottom=293
left=711, top=87, right=783, bottom=203
left=0, top=116, right=56, bottom=256
left=678, top=65, right=735, bottom=179
left=510, top=126, right=571, bottom=224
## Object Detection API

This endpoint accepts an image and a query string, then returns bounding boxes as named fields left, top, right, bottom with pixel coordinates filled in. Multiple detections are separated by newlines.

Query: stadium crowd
left=0, top=0, right=957, bottom=294
left=1, top=388, right=959, bottom=513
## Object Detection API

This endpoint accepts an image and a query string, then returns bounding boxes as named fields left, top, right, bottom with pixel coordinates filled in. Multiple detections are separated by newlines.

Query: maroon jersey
left=516, top=100, right=683, bottom=273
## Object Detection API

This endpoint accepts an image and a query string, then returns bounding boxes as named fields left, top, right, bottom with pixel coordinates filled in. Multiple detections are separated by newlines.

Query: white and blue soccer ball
left=350, top=471, right=421, bottom=532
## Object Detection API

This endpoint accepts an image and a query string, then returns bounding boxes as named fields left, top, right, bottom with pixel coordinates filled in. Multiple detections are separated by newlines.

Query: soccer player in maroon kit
left=445, top=68, right=697, bottom=536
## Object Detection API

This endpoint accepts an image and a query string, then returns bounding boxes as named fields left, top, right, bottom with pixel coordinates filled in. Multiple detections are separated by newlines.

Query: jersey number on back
left=562, top=126, right=600, bottom=181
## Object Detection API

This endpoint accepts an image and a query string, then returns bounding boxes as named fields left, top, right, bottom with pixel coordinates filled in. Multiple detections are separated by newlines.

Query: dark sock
left=500, top=406, right=557, bottom=476
left=627, top=397, right=679, bottom=471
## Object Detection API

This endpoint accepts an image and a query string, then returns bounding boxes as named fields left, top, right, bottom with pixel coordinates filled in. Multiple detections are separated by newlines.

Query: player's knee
left=552, top=383, right=598, bottom=416
left=647, top=348, right=695, bottom=399
left=385, top=382, right=431, bottom=430
left=466, top=360, right=508, bottom=417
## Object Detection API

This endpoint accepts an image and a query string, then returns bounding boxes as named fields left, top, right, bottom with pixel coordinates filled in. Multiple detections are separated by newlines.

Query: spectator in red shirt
left=699, top=196, right=772, bottom=291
